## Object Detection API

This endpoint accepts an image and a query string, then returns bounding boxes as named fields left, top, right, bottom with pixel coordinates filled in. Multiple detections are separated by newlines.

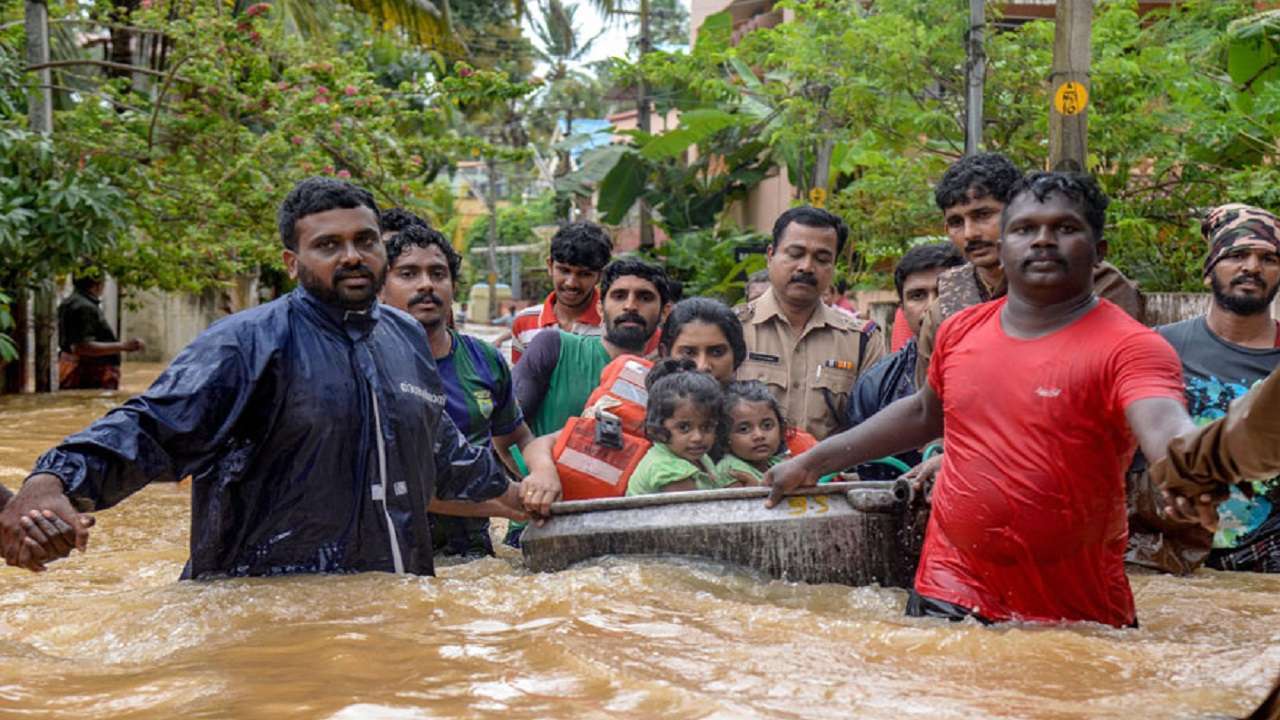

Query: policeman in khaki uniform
left=736, top=207, right=885, bottom=440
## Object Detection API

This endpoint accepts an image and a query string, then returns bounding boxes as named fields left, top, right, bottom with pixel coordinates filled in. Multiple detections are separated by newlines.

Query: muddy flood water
left=1, top=362, right=1278, bottom=719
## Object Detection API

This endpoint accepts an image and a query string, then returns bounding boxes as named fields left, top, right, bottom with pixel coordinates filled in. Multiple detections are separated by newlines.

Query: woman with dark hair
left=657, top=297, right=746, bottom=385
left=658, top=297, right=818, bottom=455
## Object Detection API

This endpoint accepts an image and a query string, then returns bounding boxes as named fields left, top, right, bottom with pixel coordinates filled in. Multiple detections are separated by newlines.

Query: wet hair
left=723, top=380, right=788, bottom=457
left=601, top=257, right=672, bottom=307
left=550, top=221, right=613, bottom=271
left=277, top=177, right=380, bottom=251
left=1003, top=171, right=1109, bottom=243
left=771, top=206, right=849, bottom=255
left=379, top=207, right=429, bottom=235
left=933, top=152, right=1023, bottom=212
left=658, top=297, right=747, bottom=370
left=893, top=242, right=965, bottom=300
left=385, top=223, right=462, bottom=282
left=643, top=358, right=725, bottom=445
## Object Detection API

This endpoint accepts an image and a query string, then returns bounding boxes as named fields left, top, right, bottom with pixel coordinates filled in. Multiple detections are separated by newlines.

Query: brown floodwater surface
left=1, top=362, right=1277, bottom=719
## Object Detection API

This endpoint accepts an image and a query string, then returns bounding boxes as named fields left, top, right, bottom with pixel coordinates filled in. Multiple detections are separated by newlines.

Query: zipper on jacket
left=370, top=383, right=406, bottom=574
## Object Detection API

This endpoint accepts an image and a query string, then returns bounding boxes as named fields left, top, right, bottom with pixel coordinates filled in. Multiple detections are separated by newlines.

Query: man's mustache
left=611, top=312, right=647, bottom=327
left=408, top=291, right=444, bottom=307
left=1231, top=272, right=1266, bottom=288
left=789, top=273, right=818, bottom=287
left=1021, top=253, right=1066, bottom=270
left=333, top=265, right=375, bottom=283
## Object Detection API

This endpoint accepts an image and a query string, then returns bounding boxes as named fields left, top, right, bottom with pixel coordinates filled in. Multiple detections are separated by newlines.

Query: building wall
left=122, top=275, right=258, bottom=363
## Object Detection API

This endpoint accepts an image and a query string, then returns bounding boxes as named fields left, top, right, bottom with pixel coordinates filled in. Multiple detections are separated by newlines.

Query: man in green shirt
left=507, top=258, right=670, bottom=546
left=513, top=257, right=672, bottom=436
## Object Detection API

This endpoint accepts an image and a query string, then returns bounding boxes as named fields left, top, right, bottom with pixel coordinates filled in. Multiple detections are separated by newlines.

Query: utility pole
left=964, top=0, right=985, bottom=155
left=636, top=0, right=654, bottom=249
left=485, top=156, right=501, bottom=322
left=25, top=0, right=54, bottom=393
left=1049, top=0, right=1092, bottom=172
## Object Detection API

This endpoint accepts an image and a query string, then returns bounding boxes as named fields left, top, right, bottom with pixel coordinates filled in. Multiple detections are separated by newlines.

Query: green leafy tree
left=632, top=0, right=1275, bottom=292
left=2, top=2, right=533, bottom=295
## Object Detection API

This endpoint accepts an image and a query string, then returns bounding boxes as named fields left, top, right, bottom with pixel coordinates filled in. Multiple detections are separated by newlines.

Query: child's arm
left=655, top=478, right=699, bottom=493
left=720, top=469, right=764, bottom=488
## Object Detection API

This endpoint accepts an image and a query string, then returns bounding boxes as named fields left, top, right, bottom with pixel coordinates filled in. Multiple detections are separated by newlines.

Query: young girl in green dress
left=715, top=381, right=787, bottom=486
left=626, top=360, right=735, bottom=496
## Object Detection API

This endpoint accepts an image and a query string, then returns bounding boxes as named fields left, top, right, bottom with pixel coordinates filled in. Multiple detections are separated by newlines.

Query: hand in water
left=1158, top=486, right=1223, bottom=532
left=902, top=455, right=943, bottom=503
left=0, top=474, right=93, bottom=572
left=16, top=510, right=96, bottom=571
left=520, top=471, right=561, bottom=523
left=764, top=457, right=819, bottom=508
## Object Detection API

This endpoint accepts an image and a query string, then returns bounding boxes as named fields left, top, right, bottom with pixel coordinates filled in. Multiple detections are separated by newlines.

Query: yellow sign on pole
left=808, top=187, right=827, bottom=208
left=1053, top=81, right=1089, bottom=116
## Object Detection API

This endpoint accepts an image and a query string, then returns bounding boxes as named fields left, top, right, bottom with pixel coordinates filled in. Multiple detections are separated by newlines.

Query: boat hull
left=521, top=482, right=922, bottom=587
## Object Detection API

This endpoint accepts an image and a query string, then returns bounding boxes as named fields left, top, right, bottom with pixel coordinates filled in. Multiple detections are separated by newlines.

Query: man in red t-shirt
left=766, top=172, right=1219, bottom=627
left=511, top=222, right=612, bottom=364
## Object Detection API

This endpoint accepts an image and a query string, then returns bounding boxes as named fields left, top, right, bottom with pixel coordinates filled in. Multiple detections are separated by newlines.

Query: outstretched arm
left=1146, top=367, right=1280, bottom=526
left=1125, top=397, right=1219, bottom=531
left=765, top=383, right=944, bottom=507
left=1, top=328, right=265, bottom=572
left=70, top=338, right=144, bottom=356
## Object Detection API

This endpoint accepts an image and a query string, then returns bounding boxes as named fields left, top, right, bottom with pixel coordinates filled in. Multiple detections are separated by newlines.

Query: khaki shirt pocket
left=739, top=360, right=789, bottom=392
left=808, top=365, right=858, bottom=437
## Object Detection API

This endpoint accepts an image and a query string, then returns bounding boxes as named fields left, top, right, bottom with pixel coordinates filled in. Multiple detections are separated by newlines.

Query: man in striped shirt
left=510, top=222, right=613, bottom=363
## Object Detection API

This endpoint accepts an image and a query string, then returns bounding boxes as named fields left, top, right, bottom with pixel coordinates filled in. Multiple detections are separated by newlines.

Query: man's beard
left=298, top=262, right=386, bottom=310
left=1210, top=272, right=1280, bottom=316
left=604, top=311, right=652, bottom=352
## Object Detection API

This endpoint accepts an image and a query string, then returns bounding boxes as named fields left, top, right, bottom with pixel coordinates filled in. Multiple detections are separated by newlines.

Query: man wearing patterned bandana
left=1128, top=203, right=1280, bottom=574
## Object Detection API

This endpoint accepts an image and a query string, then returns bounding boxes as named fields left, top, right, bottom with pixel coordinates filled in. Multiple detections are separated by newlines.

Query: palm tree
left=529, top=1, right=604, bottom=178
left=530, top=0, right=599, bottom=78
left=245, top=0, right=459, bottom=53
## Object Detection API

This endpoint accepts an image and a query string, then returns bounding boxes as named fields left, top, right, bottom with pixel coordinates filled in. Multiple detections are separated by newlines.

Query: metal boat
left=520, top=480, right=923, bottom=587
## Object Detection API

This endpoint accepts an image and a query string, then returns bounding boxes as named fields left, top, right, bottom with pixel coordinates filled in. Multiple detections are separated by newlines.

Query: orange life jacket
left=580, top=354, right=652, bottom=437
left=553, top=414, right=652, bottom=500
left=785, top=427, right=818, bottom=456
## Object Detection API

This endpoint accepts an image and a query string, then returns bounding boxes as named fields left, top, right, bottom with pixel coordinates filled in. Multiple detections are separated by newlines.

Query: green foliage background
left=577, top=0, right=1280, bottom=299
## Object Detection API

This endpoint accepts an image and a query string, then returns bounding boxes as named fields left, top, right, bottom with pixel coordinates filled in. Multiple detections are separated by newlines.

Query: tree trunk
left=108, top=0, right=141, bottom=87
left=964, top=0, right=985, bottom=155
left=25, top=1, right=55, bottom=393
left=637, top=0, right=654, bottom=249
left=486, top=156, right=501, bottom=322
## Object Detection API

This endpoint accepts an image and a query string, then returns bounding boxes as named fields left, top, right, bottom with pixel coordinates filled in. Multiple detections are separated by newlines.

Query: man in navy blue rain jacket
left=0, top=178, right=527, bottom=578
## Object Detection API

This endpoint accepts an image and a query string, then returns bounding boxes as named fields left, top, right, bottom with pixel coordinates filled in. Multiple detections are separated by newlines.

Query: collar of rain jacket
left=292, top=286, right=382, bottom=343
